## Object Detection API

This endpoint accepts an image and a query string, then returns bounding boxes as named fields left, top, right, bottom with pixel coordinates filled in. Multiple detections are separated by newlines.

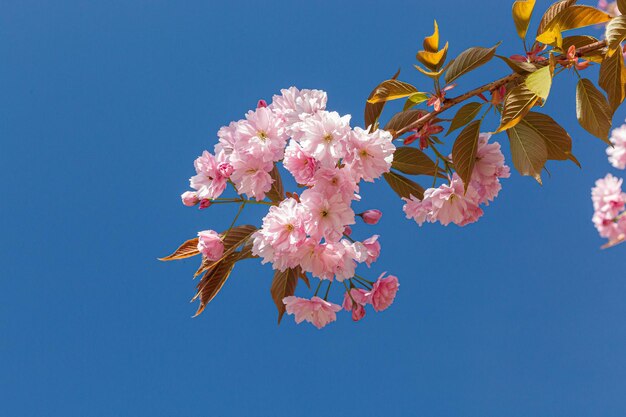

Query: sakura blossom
left=403, top=133, right=509, bottom=227
left=359, top=209, right=383, bottom=225
left=294, top=111, right=351, bottom=167
left=607, top=123, right=626, bottom=170
left=197, top=230, right=224, bottom=261
left=283, top=296, right=342, bottom=329
left=368, top=273, right=400, bottom=312
left=591, top=174, right=626, bottom=246
left=346, top=127, right=395, bottom=182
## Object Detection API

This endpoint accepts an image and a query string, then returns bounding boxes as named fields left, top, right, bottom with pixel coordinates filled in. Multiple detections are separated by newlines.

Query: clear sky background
left=2, top=1, right=626, bottom=416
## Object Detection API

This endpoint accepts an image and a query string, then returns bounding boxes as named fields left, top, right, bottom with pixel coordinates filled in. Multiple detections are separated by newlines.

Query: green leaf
left=159, top=237, right=200, bottom=261
left=192, top=255, right=237, bottom=317
left=403, top=92, right=430, bottom=111
left=496, top=55, right=539, bottom=74
left=524, top=65, right=553, bottom=101
left=576, top=78, right=612, bottom=145
left=446, top=102, right=484, bottom=136
left=364, top=68, right=400, bottom=130
left=507, top=120, right=548, bottom=184
left=451, top=120, right=481, bottom=191
left=383, top=171, right=425, bottom=200
left=520, top=111, right=580, bottom=167
left=536, top=6, right=611, bottom=47
left=270, top=267, right=303, bottom=324
left=266, top=164, right=285, bottom=203
left=383, top=109, right=427, bottom=137
left=495, top=84, right=539, bottom=133
left=599, top=46, right=626, bottom=112
left=366, top=79, right=419, bottom=104
left=444, top=43, right=500, bottom=84
left=392, top=146, right=446, bottom=177
left=512, top=0, right=536, bottom=40
left=536, top=0, right=577, bottom=37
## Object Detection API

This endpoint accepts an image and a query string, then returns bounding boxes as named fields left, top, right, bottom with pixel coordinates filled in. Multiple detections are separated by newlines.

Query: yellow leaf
left=524, top=66, right=553, bottom=101
left=413, top=64, right=445, bottom=78
left=366, top=79, right=418, bottom=104
left=416, top=42, right=449, bottom=71
left=512, top=0, right=536, bottom=40
left=605, top=15, right=626, bottom=54
left=423, top=20, right=439, bottom=52
left=536, top=6, right=611, bottom=46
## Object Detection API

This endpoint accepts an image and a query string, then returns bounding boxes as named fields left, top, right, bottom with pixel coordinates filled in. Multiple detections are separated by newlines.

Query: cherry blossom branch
left=395, top=40, right=608, bottom=137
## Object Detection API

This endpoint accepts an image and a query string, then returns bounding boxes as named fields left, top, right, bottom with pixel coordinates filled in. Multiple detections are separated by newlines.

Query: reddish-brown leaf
left=270, top=267, right=302, bottom=324
left=159, top=237, right=200, bottom=261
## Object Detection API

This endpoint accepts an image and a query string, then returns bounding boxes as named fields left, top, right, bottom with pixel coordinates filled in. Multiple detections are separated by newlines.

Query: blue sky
left=2, top=1, right=626, bottom=416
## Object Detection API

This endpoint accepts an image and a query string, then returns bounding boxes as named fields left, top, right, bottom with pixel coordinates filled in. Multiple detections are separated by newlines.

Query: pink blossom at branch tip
left=343, top=225, right=352, bottom=236
left=360, top=209, right=383, bottom=225
left=368, top=273, right=399, bottom=312
left=591, top=174, right=626, bottom=215
left=345, top=127, right=395, bottom=182
left=607, top=123, right=626, bottom=170
left=199, top=199, right=212, bottom=210
left=283, top=140, right=317, bottom=184
left=197, top=230, right=224, bottom=261
left=181, top=191, right=199, bottom=207
left=293, top=110, right=352, bottom=167
left=342, top=288, right=369, bottom=321
left=283, top=295, right=341, bottom=329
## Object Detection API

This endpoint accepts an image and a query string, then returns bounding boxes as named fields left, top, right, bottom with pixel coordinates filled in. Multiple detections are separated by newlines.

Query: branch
left=395, top=40, right=608, bottom=137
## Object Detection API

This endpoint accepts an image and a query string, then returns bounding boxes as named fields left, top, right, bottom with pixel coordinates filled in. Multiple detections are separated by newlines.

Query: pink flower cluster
left=181, top=87, right=400, bottom=329
left=592, top=174, right=626, bottom=245
left=607, top=122, right=626, bottom=170
left=403, top=133, right=510, bottom=226
left=283, top=273, right=399, bottom=328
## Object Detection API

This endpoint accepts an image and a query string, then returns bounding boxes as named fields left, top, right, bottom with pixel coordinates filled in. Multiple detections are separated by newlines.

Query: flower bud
left=218, top=162, right=234, bottom=178
left=181, top=191, right=199, bottom=207
left=257, top=99, right=268, bottom=108
left=360, top=209, right=382, bottom=225
left=199, top=199, right=212, bottom=210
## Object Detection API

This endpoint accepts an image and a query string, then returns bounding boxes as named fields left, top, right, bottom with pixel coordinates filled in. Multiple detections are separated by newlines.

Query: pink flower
left=197, top=230, right=224, bottom=261
left=283, top=140, right=317, bottom=184
left=345, top=127, right=395, bottom=182
left=295, top=111, right=351, bottom=167
left=300, top=189, right=355, bottom=241
left=607, top=124, right=626, bottom=170
left=255, top=198, right=306, bottom=253
left=296, top=239, right=357, bottom=281
left=282, top=295, right=341, bottom=329
left=229, top=154, right=274, bottom=200
left=181, top=191, right=199, bottom=206
left=368, top=273, right=399, bottom=312
left=360, top=235, right=381, bottom=267
left=403, top=194, right=433, bottom=226
left=234, top=107, right=288, bottom=162
left=310, top=166, right=359, bottom=202
left=189, top=151, right=228, bottom=200
left=592, top=174, right=626, bottom=215
left=342, top=288, right=369, bottom=321
left=429, top=176, right=483, bottom=226
left=270, top=87, right=327, bottom=125
left=470, top=133, right=510, bottom=204
left=360, top=209, right=382, bottom=225
left=257, top=99, right=268, bottom=108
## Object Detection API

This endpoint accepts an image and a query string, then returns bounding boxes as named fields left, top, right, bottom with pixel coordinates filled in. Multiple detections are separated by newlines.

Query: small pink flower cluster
left=598, top=0, right=621, bottom=17
left=403, top=133, right=510, bottom=226
left=284, top=272, right=399, bottom=328
left=607, top=123, right=626, bottom=170
left=592, top=174, right=626, bottom=245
